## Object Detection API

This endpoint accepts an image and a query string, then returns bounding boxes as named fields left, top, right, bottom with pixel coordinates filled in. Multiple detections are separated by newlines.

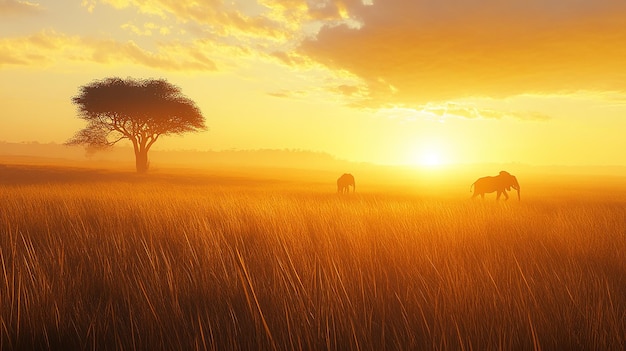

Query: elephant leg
left=497, top=191, right=509, bottom=201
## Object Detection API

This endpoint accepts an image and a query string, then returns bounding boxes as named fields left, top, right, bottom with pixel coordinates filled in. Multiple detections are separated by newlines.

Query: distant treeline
left=0, top=141, right=349, bottom=170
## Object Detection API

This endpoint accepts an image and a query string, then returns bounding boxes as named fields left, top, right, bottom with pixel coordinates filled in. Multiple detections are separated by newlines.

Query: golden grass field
left=0, top=163, right=625, bottom=350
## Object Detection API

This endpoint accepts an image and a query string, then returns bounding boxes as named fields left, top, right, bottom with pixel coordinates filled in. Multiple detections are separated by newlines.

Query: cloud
left=375, top=102, right=551, bottom=122
left=0, top=30, right=64, bottom=66
left=0, top=30, right=218, bottom=71
left=298, top=0, right=626, bottom=107
left=0, top=0, right=42, bottom=16
left=75, top=0, right=316, bottom=81
left=267, top=91, right=291, bottom=98
left=121, top=22, right=172, bottom=37
left=86, top=38, right=218, bottom=71
left=89, top=0, right=293, bottom=42
left=417, top=102, right=550, bottom=121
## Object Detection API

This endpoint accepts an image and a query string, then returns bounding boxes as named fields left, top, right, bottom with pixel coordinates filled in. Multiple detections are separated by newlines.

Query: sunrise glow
left=418, top=151, right=444, bottom=168
left=1, top=1, right=626, bottom=167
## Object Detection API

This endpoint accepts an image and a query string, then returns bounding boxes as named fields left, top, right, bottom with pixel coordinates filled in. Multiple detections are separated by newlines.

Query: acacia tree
left=67, top=77, right=207, bottom=173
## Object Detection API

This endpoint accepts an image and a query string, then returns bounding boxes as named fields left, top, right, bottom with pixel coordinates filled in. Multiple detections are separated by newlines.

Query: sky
left=1, top=0, right=626, bottom=167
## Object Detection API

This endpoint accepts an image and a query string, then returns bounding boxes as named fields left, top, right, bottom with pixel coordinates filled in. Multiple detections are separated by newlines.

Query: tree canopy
left=67, top=77, right=207, bottom=172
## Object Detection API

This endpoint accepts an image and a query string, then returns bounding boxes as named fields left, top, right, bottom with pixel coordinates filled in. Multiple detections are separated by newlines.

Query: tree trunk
left=135, top=148, right=149, bottom=173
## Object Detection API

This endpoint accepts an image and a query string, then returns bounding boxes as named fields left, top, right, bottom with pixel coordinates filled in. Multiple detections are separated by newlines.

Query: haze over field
left=2, top=0, right=626, bottom=168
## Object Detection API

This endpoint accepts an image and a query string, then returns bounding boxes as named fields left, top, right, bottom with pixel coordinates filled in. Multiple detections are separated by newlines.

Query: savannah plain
left=1, top=159, right=625, bottom=350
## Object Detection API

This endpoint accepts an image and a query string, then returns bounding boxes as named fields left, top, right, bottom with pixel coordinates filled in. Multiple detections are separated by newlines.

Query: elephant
left=337, top=173, right=355, bottom=194
left=470, top=171, right=520, bottom=201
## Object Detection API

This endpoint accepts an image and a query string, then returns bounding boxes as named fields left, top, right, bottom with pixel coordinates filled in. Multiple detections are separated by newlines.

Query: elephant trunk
left=512, top=176, right=521, bottom=201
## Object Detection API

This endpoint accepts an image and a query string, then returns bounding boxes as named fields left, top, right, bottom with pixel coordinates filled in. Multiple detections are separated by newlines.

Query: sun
left=418, top=150, right=443, bottom=167
left=408, top=140, right=450, bottom=168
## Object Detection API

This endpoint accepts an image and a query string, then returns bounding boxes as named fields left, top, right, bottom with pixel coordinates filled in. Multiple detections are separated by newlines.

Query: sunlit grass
left=0, top=175, right=625, bottom=350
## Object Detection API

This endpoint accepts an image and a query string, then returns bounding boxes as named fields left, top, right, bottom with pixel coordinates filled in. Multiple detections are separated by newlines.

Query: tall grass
left=0, top=178, right=625, bottom=350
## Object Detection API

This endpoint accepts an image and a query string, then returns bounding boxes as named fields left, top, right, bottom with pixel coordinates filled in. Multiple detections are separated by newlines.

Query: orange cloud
left=416, top=102, right=550, bottom=121
left=0, top=30, right=217, bottom=71
left=0, top=0, right=41, bottom=16
left=120, top=22, right=171, bottom=37
left=299, top=0, right=626, bottom=106
left=92, top=0, right=291, bottom=41
left=0, top=30, right=64, bottom=66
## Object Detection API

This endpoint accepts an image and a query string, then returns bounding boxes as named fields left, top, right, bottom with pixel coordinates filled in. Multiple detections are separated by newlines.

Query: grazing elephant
left=337, top=173, right=355, bottom=194
left=470, top=171, right=520, bottom=201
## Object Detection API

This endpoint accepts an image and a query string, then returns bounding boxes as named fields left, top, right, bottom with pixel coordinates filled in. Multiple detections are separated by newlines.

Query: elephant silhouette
left=337, top=173, right=355, bottom=194
left=470, top=171, right=520, bottom=201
